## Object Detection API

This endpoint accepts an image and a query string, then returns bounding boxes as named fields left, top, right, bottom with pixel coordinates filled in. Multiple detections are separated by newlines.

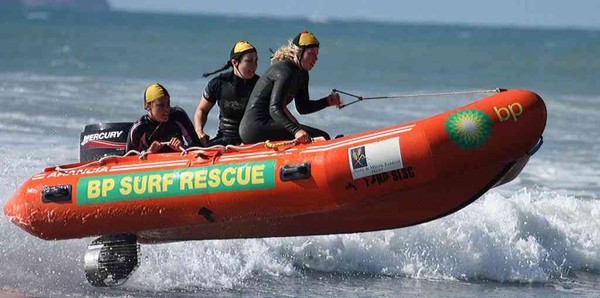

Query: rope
left=226, top=142, right=266, bottom=151
left=54, top=151, right=141, bottom=173
left=335, top=88, right=503, bottom=109
left=138, top=142, right=189, bottom=160
left=55, top=139, right=298, bottom=172
left=55, top=161, right=100, bottom=173
left=264, top=139, right=297, bottom=149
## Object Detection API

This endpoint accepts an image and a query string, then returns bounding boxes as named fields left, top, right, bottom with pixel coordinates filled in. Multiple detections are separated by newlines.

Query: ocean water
left=1, top=8, right=599, bottom=297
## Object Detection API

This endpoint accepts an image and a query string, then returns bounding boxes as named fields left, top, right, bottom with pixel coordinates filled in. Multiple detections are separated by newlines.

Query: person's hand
left=147, top=141, right=165, bottom=153
left=294, top=129, right=311, bottom=144
left=198, top=133, right=210, bottom=146
left=167, top=137, right=183, bottom=151
left=327, top=92, right=343, bottom=108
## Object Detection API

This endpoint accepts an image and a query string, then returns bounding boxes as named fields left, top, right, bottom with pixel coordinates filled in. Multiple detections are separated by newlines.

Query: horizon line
left=108, top=8, right=600, bottom=31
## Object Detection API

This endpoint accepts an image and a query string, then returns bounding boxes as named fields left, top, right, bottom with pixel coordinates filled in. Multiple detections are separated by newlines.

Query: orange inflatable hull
left=4, top=90, right=546, bottom=243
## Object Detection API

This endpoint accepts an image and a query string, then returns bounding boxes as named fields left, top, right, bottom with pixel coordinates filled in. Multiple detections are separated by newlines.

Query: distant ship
left=0, top=0, right=111, bottom=12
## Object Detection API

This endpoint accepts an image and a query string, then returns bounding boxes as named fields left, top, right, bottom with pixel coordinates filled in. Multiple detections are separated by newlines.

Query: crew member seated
left=239, top=31, right=342, bottom=145
left=126, top=83, right=201, bottom=154
left=194, top=40, right=260, bottom=147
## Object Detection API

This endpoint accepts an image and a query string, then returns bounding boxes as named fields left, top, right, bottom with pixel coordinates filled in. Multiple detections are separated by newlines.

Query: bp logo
left=445, top=109, right=492, bottom=149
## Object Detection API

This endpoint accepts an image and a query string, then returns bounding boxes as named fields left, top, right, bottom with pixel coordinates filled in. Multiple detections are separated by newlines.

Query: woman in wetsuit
left=239, top=31, right=342, bottom=144
left=126, top=83, right=201, bottom=153
left=194, top=40, right=259, bottom=146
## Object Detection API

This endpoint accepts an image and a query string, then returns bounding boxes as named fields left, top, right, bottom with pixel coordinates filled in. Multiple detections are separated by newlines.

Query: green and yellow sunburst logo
left=445, top=109, right=492, bottom=149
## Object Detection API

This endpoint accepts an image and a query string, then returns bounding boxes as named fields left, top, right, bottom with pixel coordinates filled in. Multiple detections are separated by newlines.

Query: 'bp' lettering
left=86, top=179, right=115, bottom=199
left=494, top=102, right=523, bottom=121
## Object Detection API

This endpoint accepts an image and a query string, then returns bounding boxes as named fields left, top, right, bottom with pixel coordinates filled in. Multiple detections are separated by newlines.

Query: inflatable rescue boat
left=4, top=89, right=547, bottom=286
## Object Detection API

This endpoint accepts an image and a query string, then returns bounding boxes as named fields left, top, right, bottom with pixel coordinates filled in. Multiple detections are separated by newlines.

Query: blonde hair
left=270, top=40, right=301, bottom=64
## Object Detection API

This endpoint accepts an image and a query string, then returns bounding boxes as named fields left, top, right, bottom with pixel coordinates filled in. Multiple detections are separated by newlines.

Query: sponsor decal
left=445, top=109, right=492, bottom=149
left=494, top=102, right=523, bottom=122
left=363, top=166, right=415, bottom=187
left=348, top=137, right=403, bottom=180
left=46, top=166, right=109, bottom=178
left=76, top=160, right=275, bottom=205
left=350, top=146, right=368, bottom=169
left=81, top=131, right=124, bottom=146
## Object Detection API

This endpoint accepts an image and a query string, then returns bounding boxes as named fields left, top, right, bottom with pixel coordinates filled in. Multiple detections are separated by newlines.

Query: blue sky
left=108, top=0, right=600, bottom=29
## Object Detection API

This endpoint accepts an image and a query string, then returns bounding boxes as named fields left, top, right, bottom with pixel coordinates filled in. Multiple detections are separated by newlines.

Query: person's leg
left=204, top=132, right=223, bottom=147
left=205, top=131, right=245, bottom=146
left=241, top=120, right=295, bottom=144
left=206, top=136, right=228, bottom=147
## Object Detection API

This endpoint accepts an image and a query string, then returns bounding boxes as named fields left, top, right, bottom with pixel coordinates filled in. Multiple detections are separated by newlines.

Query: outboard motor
left=80, top=122, right=133, bottom=162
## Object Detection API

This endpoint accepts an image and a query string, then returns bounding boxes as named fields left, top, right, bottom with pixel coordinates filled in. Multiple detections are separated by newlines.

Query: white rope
left=226, top=142, right=269, bottom=151
left=55, top=151, right=141, bottom=173
left=369, top=88, right=501, bottom=99
left=55, top=142, right=282, bottom=172
left=336, top=88, right=503, bottom=108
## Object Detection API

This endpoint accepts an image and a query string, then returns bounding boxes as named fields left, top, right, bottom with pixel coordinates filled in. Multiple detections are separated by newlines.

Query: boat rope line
left=303, top=126, right=414, bottom=153
left=334, top=88, right=504, bottom=109
left=54, top=123, right=419, bottom=173
left=304, top=124, right=414, bottom=151
left=53, top=139, right=300, bottom=173
left=265, top=139, right=297, bottom=149
left=109, top=161, right=189, bottom=172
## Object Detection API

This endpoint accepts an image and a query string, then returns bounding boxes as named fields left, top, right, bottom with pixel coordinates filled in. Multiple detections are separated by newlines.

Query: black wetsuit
left=203, top=71, right=259, bottom=146
left=239, top=60, right=330, bottom=144
left=126, top=107, right=201, bottom=153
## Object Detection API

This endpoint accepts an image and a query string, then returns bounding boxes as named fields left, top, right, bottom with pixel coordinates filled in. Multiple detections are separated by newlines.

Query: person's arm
left=283, top=107, right=299, bottom=124
left=125, top=121, right=142, bottom=152
left=172, top=107, right=203, bottom=148
left=165, top=137, right=182, bottom=152
left=294, top=72, right=329, bottom=115
left=269, top=68, right=302, bottom=135
left=147, top=141, right=165, bottom=153
left=194, top=96, right=214, bottom=145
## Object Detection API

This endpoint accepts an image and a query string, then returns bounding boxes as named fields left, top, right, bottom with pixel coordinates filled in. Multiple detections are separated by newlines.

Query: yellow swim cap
left=230, top=40, right=257, bottom=59
left=143, top=83, right=170, bottom=103
left=292, top=31, right=319, bottom=48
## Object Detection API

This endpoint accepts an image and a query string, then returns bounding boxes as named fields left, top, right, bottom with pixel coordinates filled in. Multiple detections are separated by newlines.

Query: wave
left=118, top=188, right=598, bottom=291
left=3, top=182, right=596, bottom=293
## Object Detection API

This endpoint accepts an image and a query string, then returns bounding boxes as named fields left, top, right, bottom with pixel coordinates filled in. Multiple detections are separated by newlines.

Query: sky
left=107, top=0, right=600, bottom=29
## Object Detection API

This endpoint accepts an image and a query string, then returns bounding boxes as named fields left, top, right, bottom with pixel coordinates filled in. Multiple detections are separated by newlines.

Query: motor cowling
left=79, top=122, right=133, bottom=162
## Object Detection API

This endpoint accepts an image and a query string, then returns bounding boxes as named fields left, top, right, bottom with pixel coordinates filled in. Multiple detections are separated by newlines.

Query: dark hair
left=202, top=61, right=233, bottom=78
